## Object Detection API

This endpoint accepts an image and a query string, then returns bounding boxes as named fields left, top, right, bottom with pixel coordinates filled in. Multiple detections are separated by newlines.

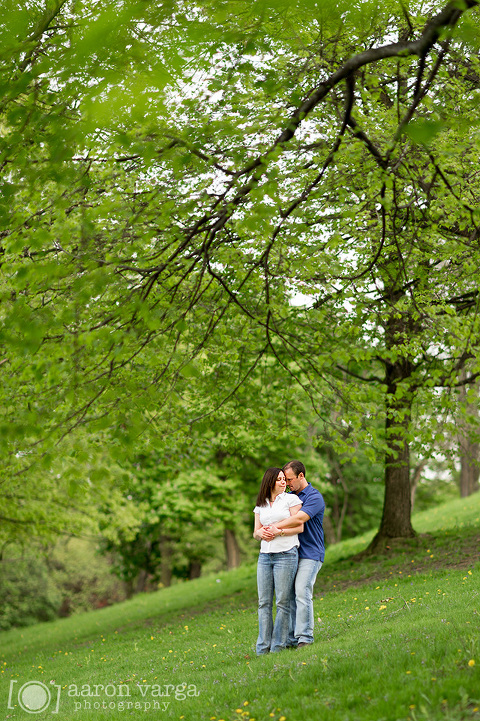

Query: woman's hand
left=261, top=525, right=279, bottom=540
left=255, top=526, right=273, bottom=540
left=254, top=525, right=274, bottom=541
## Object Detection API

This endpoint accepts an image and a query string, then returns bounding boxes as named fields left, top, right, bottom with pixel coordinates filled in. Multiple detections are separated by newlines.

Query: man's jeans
left=256, top=548, right=298, bottom=655
left=288, top=557, right=323, bottom=646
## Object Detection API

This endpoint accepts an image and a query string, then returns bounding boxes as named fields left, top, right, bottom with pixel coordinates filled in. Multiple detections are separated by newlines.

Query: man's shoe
left=297, top=642, right=310, bottom=648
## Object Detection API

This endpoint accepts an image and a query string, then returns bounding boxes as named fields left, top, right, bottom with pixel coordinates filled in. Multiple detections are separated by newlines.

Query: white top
left=253, top=492, right=303, bottom=553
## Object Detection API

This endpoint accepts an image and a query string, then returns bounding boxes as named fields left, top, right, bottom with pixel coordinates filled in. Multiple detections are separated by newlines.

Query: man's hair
left=283, top=460, right=305, bottom=477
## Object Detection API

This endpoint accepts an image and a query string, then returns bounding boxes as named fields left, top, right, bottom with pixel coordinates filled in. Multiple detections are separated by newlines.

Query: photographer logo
left=8, top=680, right=61, bottom=714
left=6, top=679, right=199, bottom=713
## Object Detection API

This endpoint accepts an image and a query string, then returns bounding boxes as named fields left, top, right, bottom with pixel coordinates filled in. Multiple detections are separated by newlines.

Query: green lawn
left=1, top=494, right=479, bottom=721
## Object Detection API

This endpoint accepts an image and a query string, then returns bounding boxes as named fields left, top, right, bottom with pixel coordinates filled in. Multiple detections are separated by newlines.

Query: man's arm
left=263, top=505, right=309, bottom=539
left=273, top=492, right=324, bottom=531
left=273, top=509, right=311, bottom=529
left=274, top=523, right=304, bottom=537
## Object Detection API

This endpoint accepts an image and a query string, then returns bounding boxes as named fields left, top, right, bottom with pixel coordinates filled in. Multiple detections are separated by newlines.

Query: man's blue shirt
left=293, top=483, right=325, bottom=562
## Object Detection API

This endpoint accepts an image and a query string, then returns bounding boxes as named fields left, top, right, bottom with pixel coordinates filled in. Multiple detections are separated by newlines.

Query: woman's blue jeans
left=256, top=547, right=298, bottom=655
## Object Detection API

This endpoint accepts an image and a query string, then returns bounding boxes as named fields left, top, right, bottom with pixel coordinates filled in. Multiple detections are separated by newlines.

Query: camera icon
left=7, top=680, right=61, bottom=714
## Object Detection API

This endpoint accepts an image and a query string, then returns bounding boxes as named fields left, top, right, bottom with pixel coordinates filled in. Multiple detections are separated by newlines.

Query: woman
left=253, top=467, right=303, bottom=655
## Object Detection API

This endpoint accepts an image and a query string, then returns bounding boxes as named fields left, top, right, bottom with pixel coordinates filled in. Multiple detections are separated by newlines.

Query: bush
left=0, top=555, right=61, bottom=631
left=0, top=539, right=127, bottom=630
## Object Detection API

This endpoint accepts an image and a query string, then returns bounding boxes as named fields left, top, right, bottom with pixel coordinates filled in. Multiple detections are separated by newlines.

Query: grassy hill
left=1, top=494, right=479, bottom=721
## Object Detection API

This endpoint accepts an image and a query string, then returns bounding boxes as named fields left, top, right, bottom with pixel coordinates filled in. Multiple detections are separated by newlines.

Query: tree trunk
left=188, top=561, right=202, bottom=579
left=458, top=378, right=480, bottom=497
left=159, top=536, right=172, bottom=587
left=124, top=580, right=135, bottom=599
left=459, top=442, right=480, bottom=497
left=160, top=560, right=172, bottom=587
left=332, top=460, right=348, bottom=543
left=322, top=513, right=337, bottom=546
left=410, top=459, right=427, bottom=510
left=224, top=528, right=241, bottom=570
left=135, top=568, right=149, bottom=593
left=368, top=325, right=416, bottom=551
left=325, top=449, right=348, bottom=544
left=376, top=424, right=415, bottom=540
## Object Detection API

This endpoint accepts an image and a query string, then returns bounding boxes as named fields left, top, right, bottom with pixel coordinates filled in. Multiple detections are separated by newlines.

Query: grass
left=1, top=494, right=479, bottom=721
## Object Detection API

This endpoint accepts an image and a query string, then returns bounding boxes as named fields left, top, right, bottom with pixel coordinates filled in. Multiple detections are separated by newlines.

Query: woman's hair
left=256, top=467, right=283, bottom=507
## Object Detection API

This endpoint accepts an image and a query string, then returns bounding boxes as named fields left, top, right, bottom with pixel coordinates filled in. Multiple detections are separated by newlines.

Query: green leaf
left=404, top=119, right=445, bottom=146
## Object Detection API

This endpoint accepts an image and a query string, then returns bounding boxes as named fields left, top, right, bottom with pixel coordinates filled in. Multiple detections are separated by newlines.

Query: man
left=263, top=460, right=325, bottom=648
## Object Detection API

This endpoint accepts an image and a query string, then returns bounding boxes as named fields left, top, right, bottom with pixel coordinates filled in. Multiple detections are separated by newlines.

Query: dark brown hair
left=256, top=467, right=283, bottom=507
left=283, top=460, right=306, bottom=477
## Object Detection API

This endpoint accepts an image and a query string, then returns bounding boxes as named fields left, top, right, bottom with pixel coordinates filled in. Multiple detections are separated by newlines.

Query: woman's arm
left=253, top=513, right=262, bottom=540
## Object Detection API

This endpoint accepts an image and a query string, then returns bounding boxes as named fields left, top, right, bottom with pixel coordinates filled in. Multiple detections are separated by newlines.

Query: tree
left=458, top=374, right=480, bottom=497
left=100, top=462, right=242, bottom=590
left=1, top=0, right=480, bottom=551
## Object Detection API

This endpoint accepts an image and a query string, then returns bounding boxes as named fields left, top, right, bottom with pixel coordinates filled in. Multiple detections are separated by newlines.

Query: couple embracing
left=253, top=460, right=325, bottom=655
